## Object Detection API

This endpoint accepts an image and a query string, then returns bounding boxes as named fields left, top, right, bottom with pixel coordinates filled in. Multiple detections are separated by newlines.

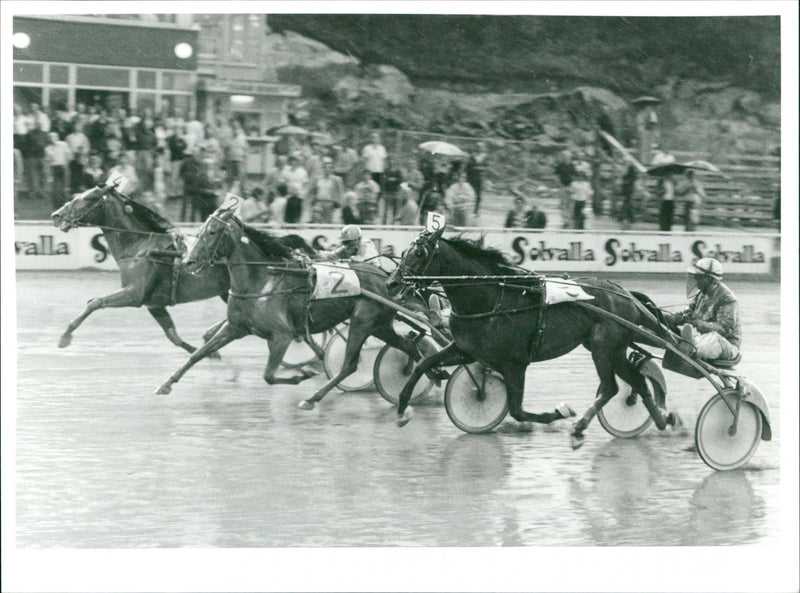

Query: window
left=14, top=86, right=43, bottom=110
left=77, top=66, right=130, bottom=88
left=48, top=88, right=69, bottom=111
left=161, top=72, right=193, bottom=92
left=49, top=64, right=70, bottom=84
left=137, top=70, right=157, bottom=89
left=135, top=92, right=157, bottom=115
left=14, top=62, right=43, bottom=83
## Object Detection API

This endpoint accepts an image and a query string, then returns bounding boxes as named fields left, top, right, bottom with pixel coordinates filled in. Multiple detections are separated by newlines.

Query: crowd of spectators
left=14, top=103, right=497, bottom=228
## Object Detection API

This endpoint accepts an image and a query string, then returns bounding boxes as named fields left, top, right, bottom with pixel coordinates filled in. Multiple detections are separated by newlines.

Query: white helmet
left=341, top=224, right=362, bottom=244
left=687, top=257, right=723, bottom=278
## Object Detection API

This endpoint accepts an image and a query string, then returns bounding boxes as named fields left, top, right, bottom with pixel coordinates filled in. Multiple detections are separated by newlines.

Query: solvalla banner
left=15, top=222, right=777, bottom=275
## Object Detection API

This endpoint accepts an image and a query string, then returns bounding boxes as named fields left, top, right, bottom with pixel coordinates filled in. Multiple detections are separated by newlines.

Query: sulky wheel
left=281, top=332, right=327, bottom=369
left=444, top=363, right=509, bottom=434
left=374, top=335, right=440, bottom=405
left=323, top=325, right=381, bottom=392
left=597, top=375, right=660, bottom=438
left=695, top=392, right=762, bottom=471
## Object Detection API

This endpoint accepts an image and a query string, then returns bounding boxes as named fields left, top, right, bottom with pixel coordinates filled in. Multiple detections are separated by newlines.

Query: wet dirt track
left=14, top=271, right=781, bottom=547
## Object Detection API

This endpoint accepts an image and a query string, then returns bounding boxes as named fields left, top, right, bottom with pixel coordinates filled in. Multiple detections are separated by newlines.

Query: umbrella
left=267, top=125, right=309, bottom=136
left=647, top=161, right=724, bottom=177
left=310, top=131, right=333, bottom=145
left=418, top=140, right=466, bottom=158
left=631, top=96, right=662, bottom=106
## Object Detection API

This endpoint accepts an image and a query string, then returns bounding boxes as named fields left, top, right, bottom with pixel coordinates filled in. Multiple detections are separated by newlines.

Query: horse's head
left=51, top=184, right=114, bottom=231
left=386, top=226, right=444, bottom=296
left=185, top=204, right=240, bottom=273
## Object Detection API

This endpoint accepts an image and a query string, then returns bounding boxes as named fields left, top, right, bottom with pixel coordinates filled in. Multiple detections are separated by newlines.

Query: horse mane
left=115, top=192, right=176, bottom=234
left=280, top=233, right=317, bottom=257
left=443, top=236, right=518, bottom=274
left=238, top=222, right=295, bottom=260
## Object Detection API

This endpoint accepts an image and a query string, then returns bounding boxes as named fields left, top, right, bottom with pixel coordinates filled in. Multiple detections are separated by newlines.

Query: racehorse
left=155, top=203, right=425, bottom=409
left=50, top=184, right=321, bottom=360
left=386, top=226, right=682, bottom=446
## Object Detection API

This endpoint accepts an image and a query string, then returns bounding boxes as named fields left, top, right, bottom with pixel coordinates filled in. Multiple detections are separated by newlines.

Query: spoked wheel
left=597, top=376, right=660, bottom=438
left=323, top=325, right=382, bottom=392
left=281, top=332, right=327, bottom=369
left=695, top=392, right=763, bottom=471
left=444, top=363, right=508, bottom=434
left=374, top=335, right=440, bottom=405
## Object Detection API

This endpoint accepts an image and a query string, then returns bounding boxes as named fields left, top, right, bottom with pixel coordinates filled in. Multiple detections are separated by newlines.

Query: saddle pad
left=311, top=263, right=361, bottom=300
left=545, top=278, right=595, bottom=305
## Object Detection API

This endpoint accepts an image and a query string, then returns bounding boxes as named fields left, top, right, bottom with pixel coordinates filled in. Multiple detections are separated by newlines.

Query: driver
left=667, top=257, right=741, bottom=361
left=323, top=224, right=395, bottom=273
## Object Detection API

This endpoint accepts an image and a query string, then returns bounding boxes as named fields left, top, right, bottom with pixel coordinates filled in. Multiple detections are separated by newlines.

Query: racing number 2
left=329, top=271, right=347, bottom=294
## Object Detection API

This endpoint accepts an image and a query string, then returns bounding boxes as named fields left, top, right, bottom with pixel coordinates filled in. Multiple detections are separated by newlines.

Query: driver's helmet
left=341, top=224, right=362, bottom=246
left=686, top=257, right=722, bottom=298
left=687, top=257, right=723, bottom=278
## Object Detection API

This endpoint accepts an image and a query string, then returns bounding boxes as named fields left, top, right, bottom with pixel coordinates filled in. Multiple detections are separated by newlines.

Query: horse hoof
left=298, top=400, right=315, bottom=411
left=570, top=432, right=586, bottom=450
left=58, top=334, right=72, bottom=348
left=556, top=402, right=576, bottom=419
left=625, top=393, right=638, bottom=407
left=667, top=411, right=684, bottom=430
left=208, top=351, right=222, bottom=361
left=300, top=366, right=319, bottom=379
left=396, top=407, right=415, bottom=427
left=156, top=385, right=172, bottom=395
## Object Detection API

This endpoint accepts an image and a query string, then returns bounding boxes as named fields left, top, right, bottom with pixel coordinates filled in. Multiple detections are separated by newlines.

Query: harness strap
left=450, top=303, right=543, bottom=320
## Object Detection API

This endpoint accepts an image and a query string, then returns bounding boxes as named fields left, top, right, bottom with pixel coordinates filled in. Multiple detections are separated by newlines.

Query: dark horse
left=51, top=184, right=321, bottom=360
left=386, top=226, right=681, bottom=446
left=156, top=203, right=425, bottom=409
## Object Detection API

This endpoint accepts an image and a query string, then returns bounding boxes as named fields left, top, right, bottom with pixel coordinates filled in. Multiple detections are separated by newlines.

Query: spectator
left=620, top=165, right=638, bottom=230
left=466, top=141, right=488, bottom=215
left=107, top=153, right=139, bottom=196
left=44, top=131, right=72, bottom=208
left=14, top=103, right=30, bottom=151
left=152, top=147, right=167, bottom=209
left=104, top=120, right=124, bottom=167
left=86, top=111, right=110, bottom=163
left=419, top=189, right=446, bottom=224
left=341, top=190, right=360, bottom=225
left=82, top=153, right=106, bottom=189
left=333, top=142, right=361, bottom=188
left=282, top=152, right=309, bottom=223
left=265, top=155, right=288, bottom=198
left=361, top=132, right=387, bottom=191
left=655, top=173, right=676, bottom=231
left=555, top=150, right=575, bottom=229
left=269, top=183, right=289, bottom=225
left=184, top=111, right=205, bottom=156
left=22, top=119, right=49, bottom=200
left=381, top=156, right=404, bottom=225
left=504, top=194, right=546, bottom=229
left=354, top=170, right=381, bottom=225
left=679, top=169, right=705, bottom=232
left=228, top=121, right=249, bottom=194
left=216, top=117, right=234, bottom=179
left=444, top=169, right=476, bottom=226
left=29, top=103, right=51, bottom=133
left=166, top=123, right=188, bottom=198
left=134, top=110, right=157, bottom=191
left=570, top=170, right=593, bottom=230
left=309, top=157, right=345, bottom=223
left=238, top=187, right=270, bottom=223
left=179, top=150, right=217, bottom=221
left=65, top=123, right=90, bottom=193
left=394, top=182, right=419, bottom=226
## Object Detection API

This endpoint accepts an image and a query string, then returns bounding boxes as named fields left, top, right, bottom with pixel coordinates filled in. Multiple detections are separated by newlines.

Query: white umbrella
left=418, top=140, right=466, bottom=158
left=683, top=160, right=723, bottom=174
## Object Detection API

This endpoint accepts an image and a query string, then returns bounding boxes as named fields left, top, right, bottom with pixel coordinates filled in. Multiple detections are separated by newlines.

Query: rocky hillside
left=264, top=16, right=781, bottom=156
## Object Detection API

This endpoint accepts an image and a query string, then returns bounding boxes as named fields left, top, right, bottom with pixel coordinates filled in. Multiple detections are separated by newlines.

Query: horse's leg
left=503, top=363, right=575, bottom=425
left=396, top=342, right=473, bottom=426
left=148, top=307, right=205, bottom=355
left=298, top=321, right=374, bottom=411
left=263, top=332, right=319, bottom=385
left=370, top=323, right=422, bottom=374
left=203, top=319, right=226, bottom=342
left=613, top=352, right=681, bottom=432
left=155, top=321, right=248, bottom=394
left=303, top=333, right=326, bottom=361
left=59, top=286, right=143, bottom=348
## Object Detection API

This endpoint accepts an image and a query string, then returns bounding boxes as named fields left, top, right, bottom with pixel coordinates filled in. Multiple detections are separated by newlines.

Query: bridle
left=57, top=185, right=115, bottom=230
left=192, top=212, right=237, bottom=270
left=394, top=232, right=439, bottom=288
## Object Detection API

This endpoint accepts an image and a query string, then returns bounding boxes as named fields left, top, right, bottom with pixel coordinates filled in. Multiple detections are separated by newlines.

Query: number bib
left=311, top=263, right=361, bottom=300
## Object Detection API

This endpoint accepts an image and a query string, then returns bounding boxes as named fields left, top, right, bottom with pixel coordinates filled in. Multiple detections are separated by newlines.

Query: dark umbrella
left=266, top=125, right=309, bottom=136
left=647, top=161, right=723, bottom=177
left=631, top=96, right=662, bottom=106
